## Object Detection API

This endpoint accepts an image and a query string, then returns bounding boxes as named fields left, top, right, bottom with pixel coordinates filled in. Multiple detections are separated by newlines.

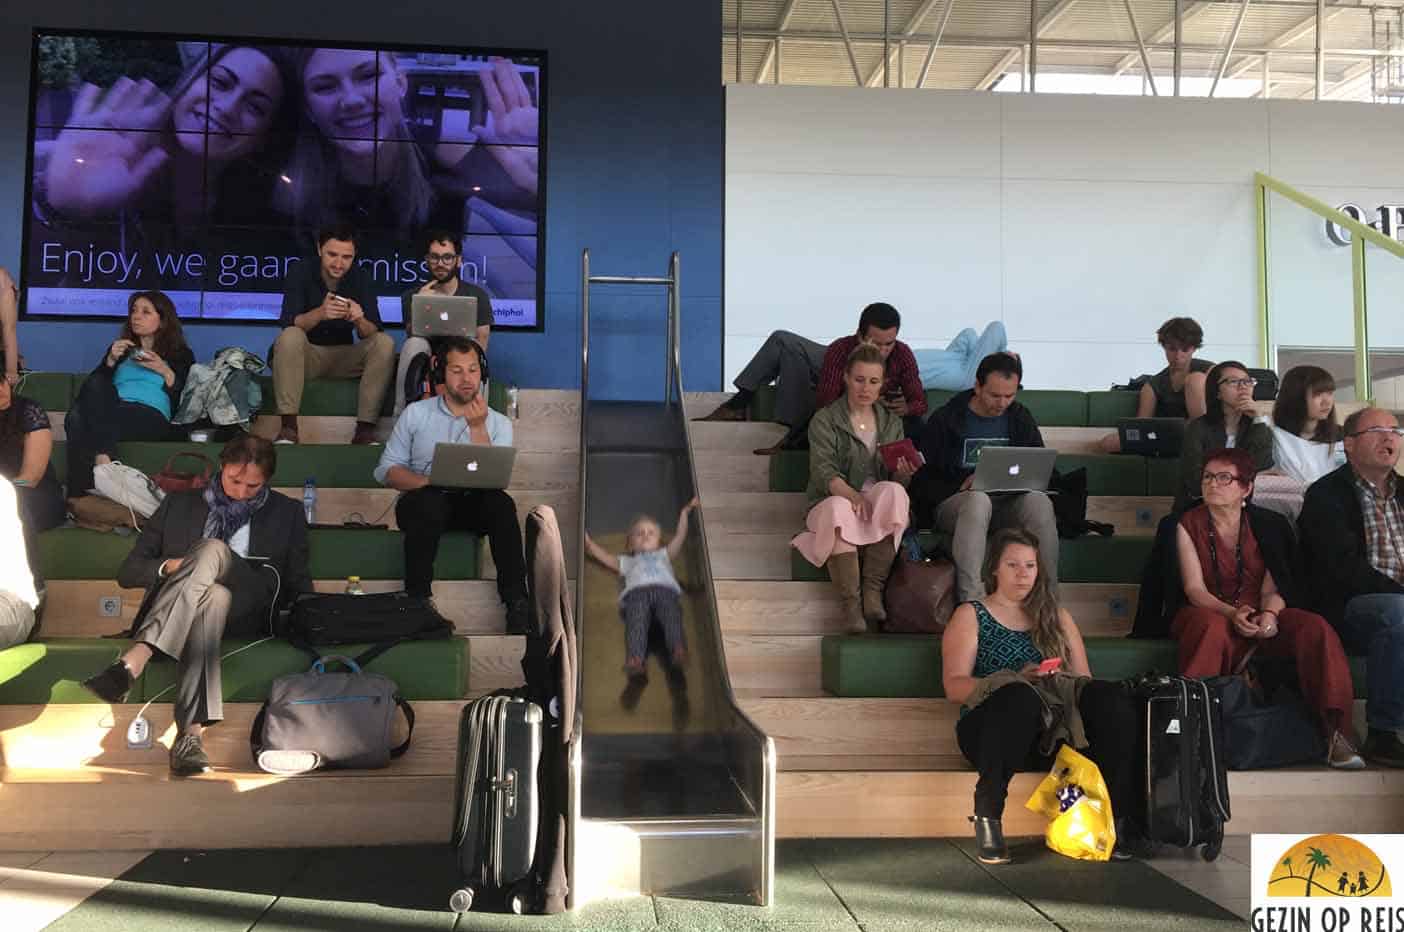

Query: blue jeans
left=914, top=321, right=1008, bottom=391
left=1340, top=594, right=1404, bottom=731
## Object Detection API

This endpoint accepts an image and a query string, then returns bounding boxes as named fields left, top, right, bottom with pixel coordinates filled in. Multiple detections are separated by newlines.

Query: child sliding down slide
left=584, top=498, right=699, bottom=709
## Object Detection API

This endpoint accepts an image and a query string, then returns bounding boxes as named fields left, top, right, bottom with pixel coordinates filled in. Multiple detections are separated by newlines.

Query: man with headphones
left=373, top=336, right=529, bottom=633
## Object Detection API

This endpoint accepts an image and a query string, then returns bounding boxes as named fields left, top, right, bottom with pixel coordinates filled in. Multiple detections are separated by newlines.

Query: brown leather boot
left=859, top=544, right=896, bottom=629
left=825, top=551, right=863, bottom=632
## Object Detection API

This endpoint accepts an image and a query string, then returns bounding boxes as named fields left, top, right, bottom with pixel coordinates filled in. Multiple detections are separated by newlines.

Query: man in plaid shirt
left=1300, top=406, right=1404, bottom=767
left=696, top=303, right=927, bottom=453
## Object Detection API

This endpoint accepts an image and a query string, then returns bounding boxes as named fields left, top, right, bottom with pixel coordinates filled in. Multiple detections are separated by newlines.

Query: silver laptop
left=428, top=443, right=517, bottom=490
left=410, top=294, right=479, bottom=338
left=969, top=446, right=1058, bottom=494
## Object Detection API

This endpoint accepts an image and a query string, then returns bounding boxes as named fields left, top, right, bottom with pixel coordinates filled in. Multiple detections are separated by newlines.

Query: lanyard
left=1206, top=515, right=1246, bottom=607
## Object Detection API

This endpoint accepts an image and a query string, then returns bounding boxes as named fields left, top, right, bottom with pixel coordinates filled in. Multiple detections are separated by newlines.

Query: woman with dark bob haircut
left=65, top=290, right=195, bottom=496
left=1174, top=360, right=1274, bottom=512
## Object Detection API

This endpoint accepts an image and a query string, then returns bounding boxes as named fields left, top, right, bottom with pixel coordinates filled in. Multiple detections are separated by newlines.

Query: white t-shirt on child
left=618, top=548, right=681, bottom=600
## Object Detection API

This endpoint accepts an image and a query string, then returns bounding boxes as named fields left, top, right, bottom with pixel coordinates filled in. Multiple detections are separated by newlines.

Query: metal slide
left=567, top=252, right=775, bottom=906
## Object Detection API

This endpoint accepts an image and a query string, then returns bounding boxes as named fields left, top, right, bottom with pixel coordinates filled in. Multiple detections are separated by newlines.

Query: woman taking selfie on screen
left=276, top=49, right=539, bottom=237
left=35, top=43, right=295, bottom=227
left=66, top=291, right=194, bottom=497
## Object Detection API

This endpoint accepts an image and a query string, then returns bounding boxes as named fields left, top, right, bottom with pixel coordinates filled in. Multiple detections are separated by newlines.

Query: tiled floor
left=0, top=838, right=1251, bottom=931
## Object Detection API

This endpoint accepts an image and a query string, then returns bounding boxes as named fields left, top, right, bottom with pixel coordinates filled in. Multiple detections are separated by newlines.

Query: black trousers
left=66, top=372, right=171, bottom=495
left=956, top=679, right=1138, bottom=820
left=396, top=486, right=526, bottom=604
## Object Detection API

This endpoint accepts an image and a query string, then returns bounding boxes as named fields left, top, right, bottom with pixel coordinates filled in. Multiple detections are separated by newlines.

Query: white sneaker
left=1328, top=731, right=1366, bottom=770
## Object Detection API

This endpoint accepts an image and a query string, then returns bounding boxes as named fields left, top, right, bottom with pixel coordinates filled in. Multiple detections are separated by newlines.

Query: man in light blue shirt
left=375, top=337, right=527, bottom=632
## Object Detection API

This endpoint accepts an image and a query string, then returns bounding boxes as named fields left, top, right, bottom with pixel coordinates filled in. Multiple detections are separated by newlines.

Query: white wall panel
left=726, top=85, right=1404, bottom=393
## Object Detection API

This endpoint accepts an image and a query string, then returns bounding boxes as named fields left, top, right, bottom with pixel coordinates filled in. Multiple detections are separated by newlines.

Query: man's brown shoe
left=274, top=426, right=299, bottom=445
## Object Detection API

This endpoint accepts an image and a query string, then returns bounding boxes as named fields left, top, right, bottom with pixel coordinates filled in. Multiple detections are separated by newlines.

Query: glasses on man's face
left=426, top=253, right=459, bottom=266
left=1201, top=471, right=1242, bottom=487
left=1348, top=426, right=1404, bottom=439
left=1221, top=377, right=1257, bottom=390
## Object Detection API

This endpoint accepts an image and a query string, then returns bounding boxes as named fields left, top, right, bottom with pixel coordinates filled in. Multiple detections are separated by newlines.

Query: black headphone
left=432, top=337, right=490, bottom=385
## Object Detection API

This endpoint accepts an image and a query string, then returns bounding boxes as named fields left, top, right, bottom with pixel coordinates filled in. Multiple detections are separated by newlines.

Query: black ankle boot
left=971, top=815, right=1010, bottom=864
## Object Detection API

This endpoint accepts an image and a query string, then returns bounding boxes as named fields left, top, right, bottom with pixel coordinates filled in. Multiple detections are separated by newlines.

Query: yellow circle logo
left=1268, top=835, right=1391, bottom=898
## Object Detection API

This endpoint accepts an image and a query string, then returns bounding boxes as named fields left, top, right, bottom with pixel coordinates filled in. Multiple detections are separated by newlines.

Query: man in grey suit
left=83, top=435, right=311, bottom=775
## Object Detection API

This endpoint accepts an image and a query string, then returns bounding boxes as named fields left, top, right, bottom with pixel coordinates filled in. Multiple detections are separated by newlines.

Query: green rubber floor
left=40, top=838, right=1241, bottom=931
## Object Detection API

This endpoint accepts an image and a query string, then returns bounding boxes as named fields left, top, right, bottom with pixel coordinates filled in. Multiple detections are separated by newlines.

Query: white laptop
left=428, top=443, right=517, bottom=490
left=410, top=294, right=479, bottom=338
left=969, top=446, right=1058, bottom=494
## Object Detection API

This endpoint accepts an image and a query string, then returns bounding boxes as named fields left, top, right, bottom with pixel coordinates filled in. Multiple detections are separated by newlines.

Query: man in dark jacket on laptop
left=914, top=352, right=1057, bottom=601
left=1299, top=406, right=1404, bottom=767
left=81, top=435, right=311, bottom=775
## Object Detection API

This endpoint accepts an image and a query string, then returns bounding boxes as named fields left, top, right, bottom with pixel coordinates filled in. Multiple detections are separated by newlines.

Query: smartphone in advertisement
left=1037, top=657, right=1063, bottom=675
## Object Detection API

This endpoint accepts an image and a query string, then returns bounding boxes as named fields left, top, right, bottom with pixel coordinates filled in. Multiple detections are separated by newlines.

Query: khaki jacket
left=805, top=397, right=904, bottom=507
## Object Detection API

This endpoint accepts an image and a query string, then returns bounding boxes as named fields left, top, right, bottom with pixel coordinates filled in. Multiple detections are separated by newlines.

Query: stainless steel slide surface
left=569, top=252, right=774, bottom=906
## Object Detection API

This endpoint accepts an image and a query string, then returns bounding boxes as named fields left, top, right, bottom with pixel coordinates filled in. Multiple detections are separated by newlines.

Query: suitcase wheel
left=508, top=879, right=535, bottom=915
left=448, top=886, right=475, bottom=913
left=1201, top=838, right=1222, bottom=862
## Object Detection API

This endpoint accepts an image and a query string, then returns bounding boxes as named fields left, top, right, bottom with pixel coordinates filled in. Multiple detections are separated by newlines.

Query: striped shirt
left=1352, top=470, right=1404, bottom=586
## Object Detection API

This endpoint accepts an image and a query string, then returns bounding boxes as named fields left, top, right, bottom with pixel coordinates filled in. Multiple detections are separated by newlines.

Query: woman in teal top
left=66, top=291, right=194, bottom=495
left=942, top=528, right=1141, bottom=865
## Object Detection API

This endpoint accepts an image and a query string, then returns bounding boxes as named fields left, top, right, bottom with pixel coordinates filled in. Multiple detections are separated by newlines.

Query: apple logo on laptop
left=467, top=461, right=479, bottom=472
left=1008, top=464, right=1020, bottom=476
left=439, top=311, right=449, bottom=321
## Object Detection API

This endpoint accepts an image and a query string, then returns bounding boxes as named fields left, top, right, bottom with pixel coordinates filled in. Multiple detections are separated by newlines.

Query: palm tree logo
left=1267, top=835, right=1390, bottom=898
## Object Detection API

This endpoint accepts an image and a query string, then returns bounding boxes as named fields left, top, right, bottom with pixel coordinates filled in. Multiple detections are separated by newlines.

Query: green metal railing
left=1255, top=171, right=1404, bottom=403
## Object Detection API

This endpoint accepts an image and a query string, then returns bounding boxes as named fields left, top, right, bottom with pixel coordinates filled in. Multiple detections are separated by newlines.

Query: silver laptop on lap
left=410, top=294, right=479, bottom=338
left=428, top=443, right=517, bottom=490
left=969, top=446, right=1058, bottom=494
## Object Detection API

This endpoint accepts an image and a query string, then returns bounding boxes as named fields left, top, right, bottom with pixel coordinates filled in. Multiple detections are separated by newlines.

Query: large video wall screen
left=24, top=31, right=545, bottom=328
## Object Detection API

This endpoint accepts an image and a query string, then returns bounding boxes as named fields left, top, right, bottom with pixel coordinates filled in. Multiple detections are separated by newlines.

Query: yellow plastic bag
left=1024, top=744, right=1117, bottom=862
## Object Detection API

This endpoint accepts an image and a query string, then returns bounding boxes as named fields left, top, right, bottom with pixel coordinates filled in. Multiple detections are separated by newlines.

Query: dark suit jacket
left=120, top=489, right=312, bottom=630
left=1299, top=463, right=1404, bottom=625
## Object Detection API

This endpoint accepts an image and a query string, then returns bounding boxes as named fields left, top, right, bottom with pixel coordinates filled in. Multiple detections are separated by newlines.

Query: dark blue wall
left=0, top=2, right=723, bottom=399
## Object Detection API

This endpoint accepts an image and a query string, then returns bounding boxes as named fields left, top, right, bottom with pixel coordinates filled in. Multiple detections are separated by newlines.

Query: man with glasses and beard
left=375, top=337, right=528, bottom=634
left=393, top=231, right=495, bottom=415
left=1300, top=406, right=1404, bottom=766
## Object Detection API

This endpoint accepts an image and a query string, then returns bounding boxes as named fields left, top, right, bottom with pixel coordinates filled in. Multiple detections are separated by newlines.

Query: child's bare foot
left=622, top=658, right=647, bottom=681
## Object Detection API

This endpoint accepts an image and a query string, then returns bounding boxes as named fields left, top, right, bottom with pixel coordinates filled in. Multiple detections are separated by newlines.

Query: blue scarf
left=202, top=480, right=269, bottom=544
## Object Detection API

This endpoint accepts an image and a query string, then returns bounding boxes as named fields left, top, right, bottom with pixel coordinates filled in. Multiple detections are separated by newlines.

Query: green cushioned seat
left=749, top=385, right=778, bottom=423
left=821, top=635, right=1185, bottom=698
left=1060, top=536, right=1153, bottom=583
left=1018, top=390, right=1088, bottom=427
left=1056, top=454, right=1148, bottom=496
left=38, top=526, right=480, bottom=580
left=255, top=375, right=396, bottom=418
left=769, top=451, right=810, bottom=493
left=820, top=634, right=1370, bottom=699
left=1086, top=390, right=1141, bottom=428
left=98, top=441, right=387, bottom=489
left=924, top=389, right=957, bottom=416
left=16, top=372, right=73, bottom=412
left=1145, top=457, right=1182, bottom=497
left=792, top=549, right=827, bottom=582
left=0, top=637, right=469, bottom=705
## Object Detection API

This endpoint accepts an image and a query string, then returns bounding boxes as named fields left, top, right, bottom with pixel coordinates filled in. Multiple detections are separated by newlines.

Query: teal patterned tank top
left=970, top=601, right=1044, bottom=677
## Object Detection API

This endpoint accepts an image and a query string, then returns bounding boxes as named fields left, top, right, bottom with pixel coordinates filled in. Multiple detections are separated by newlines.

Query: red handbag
left=882, top=556, right=957, bottom=634
left=152, top=452, right=213, bottom=494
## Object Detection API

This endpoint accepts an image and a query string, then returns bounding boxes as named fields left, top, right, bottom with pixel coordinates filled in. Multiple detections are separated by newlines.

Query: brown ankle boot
left=826, top=551, right=863, bottom=632
left=859, top=544, right=896, bottom=629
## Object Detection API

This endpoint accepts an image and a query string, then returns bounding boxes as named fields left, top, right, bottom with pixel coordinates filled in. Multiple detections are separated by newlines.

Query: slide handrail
left=1254, top=171, right=1404, bottom=402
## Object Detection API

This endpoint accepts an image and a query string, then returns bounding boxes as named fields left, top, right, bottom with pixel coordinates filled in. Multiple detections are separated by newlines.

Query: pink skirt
left=792, top=481, right=910, bottom=567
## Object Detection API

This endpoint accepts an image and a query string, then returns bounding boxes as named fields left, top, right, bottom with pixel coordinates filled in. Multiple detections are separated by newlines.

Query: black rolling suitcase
left=1131, top=674, right=1232, bottom=861
left=449, top=695, right=543, bottom=914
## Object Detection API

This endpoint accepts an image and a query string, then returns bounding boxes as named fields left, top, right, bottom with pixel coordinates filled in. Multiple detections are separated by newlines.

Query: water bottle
left=302, top=477, right=317, bottom=525
left=507, top=384, right=520, bottom=419
left=345, top=576, right=364, bottom=595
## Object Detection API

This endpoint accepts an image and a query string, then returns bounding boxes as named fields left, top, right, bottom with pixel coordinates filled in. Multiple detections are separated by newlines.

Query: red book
left=879, top=439, right=924, bottom=473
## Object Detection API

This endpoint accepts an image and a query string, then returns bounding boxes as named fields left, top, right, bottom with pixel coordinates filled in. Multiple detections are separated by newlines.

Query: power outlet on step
left=99, top=597, right=122, bottom=617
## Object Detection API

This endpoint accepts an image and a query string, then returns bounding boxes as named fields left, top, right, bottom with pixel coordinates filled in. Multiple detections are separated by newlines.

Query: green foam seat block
left=1086, top=390, right=1140, bottom=427
left=0, top=637, right=469, bottom=704
left=255, top=375, right=395, bottom=418
left=1056, top=454, right=1148, bottom=496
left=16, top=372, right=74, bottom=412
left=924, top=390, right=957, bottom=414
left=38, top=526, right=480, bottom=580
left=769, top=451, right=810, bottom=493
left=795, top=536, right=1152, bottom=585
left=1017, top=390, right=1088, bottom=427
left=1145, top=457, right=1182, bottom=497
left=93, top=441, right=388, bottom=489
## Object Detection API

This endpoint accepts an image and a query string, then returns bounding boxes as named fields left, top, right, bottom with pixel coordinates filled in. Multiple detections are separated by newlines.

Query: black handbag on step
left=284, top=591, right=452, bottom=650
left=1205, top=674, right=1326, bottom=770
